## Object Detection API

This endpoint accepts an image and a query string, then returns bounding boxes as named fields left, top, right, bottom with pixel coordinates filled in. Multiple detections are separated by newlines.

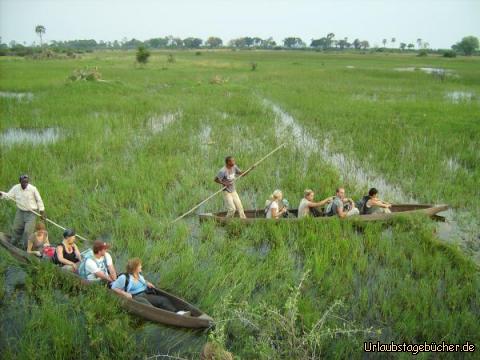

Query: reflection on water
left=3, top=266, right=27, bottom=294
left=435, top=208, right=480, bottom=264
left=149, top=112, right=180, bottom=133
left=393, top=67, right=455, bottom=76
left=0, top=91, right=34, bottom=101
left=0, top=128, right=60, bottom=146
left=445, top=91, right=475, bottom=103
left=138, top=323, right=207, bottom=358
left=0, top=290, right=30, bottom=349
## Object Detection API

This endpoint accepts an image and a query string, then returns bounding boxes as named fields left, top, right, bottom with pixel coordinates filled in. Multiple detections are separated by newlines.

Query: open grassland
left=1, top=50, right=479, bottom=359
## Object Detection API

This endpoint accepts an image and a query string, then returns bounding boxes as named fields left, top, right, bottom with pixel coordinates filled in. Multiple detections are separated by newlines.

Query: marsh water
left=0, top=256, right=208, bottom=358
left=1, top=67, right=478, bottom=357
left=265, top=98, right=415, bottom=203
left=265, top=98, right=480, bottom=263
left=0, top=128, right=60, bottom=147
left=445, top=91, right=476, bottom=103
left=0, top=91, right=33, bottom=101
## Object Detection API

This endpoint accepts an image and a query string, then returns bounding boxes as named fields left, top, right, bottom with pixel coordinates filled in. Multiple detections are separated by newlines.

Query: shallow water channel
left=0, top=91, right=34, bottom=101
left=0, top=128, right=60, bottom=147
left=264, top=98, right=480, bottom=263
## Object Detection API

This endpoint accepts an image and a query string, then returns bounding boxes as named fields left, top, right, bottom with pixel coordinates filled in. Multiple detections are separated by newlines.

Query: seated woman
left=298, top=189, right=333, bottom=218
left=360, top=188, right=392, bottom=214
left=111, top=258, right=188, bottom=315
left=54, top=229, right=81, bottom=272
left=265, top=190, right=288, bottom=219
left=27, top=222, right=49, bottom=257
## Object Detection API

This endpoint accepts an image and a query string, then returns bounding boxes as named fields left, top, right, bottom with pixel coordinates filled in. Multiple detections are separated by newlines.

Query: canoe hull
left=0, top=233, right=213, bottom=329
left=199, top=204, right=449, bottom=225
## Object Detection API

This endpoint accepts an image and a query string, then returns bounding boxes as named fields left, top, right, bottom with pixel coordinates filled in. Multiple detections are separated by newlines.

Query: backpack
left=109, top=273, right=130, bottom=291
left=325, top=201, right=334, bottom=216
left=78, top=249, right=108, bottom=280
left=356, top=196, right=370, bottom=215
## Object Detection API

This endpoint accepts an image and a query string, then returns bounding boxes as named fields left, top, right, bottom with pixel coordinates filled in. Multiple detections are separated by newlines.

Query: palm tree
left=35, top=25, right=46, bottom=47
left=391, top=37, right=396, bottom=47
left=326, top=33, right=335, bottom=49
left=382, top=38, right=387, bottom=48
left=416, top=38, right=422, bottom=49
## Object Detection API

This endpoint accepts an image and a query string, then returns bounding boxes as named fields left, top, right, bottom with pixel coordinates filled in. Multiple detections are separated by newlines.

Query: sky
left=0, top=0, right=479, bottom=49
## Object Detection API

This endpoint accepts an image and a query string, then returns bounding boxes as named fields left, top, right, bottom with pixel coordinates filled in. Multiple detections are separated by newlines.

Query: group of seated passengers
left=27, top=228, right=190, bottom=315
left=264, top=187, right=391, bottom=219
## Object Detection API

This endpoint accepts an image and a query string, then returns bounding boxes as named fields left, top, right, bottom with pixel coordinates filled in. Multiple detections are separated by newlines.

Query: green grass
left=1, top=50, right=479, bottom=359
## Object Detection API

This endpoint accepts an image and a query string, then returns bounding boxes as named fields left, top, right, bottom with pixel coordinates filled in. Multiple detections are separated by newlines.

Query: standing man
left=0, top=175, right=46, bottom=248
left=214, top=156, right=249, bottom=218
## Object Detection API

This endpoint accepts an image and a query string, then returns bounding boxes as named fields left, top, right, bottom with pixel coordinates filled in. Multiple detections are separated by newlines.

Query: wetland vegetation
left=1, top=50, right=479, bottom=359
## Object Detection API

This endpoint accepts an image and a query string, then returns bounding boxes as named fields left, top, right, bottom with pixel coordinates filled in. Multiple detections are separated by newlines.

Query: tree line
left=1, top=28, right=478, bottom=56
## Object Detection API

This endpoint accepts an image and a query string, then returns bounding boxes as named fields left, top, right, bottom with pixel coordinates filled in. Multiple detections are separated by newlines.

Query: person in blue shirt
left=111, top=258, right=185, bottom=314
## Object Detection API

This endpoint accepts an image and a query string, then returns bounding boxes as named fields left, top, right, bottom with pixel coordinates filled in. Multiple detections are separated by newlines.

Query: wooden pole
left=172, top=143, right=286, bottom=223
left=0, top=192, right=90, bottom=242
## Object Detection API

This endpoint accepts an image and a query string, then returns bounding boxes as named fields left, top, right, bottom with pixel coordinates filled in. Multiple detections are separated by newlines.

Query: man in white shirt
left=0, top=175, right=46, bottom=248
left=85, top=240, right=117, bottom=282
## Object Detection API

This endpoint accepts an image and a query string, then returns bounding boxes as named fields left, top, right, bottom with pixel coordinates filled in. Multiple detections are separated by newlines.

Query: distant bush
left=195, top=51, right=202, bottom=56
left=167, top=54, right=176, bottom=63
left=136, top=45, right=150, bottom=65
left=417, top=50, right=428, bottom=57
left=210, top=75, right=228, bottom=84
left=68, top=67, right=102, bottom=82
left=443, top=50, right=457, bottom=58
left=9, top=45, right=37, bottom=57
left=30, top=49, right=62, bottom=60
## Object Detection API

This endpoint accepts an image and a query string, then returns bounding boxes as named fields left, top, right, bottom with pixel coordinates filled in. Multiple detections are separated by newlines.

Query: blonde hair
left=271, top=189, right=283, bottom=200
left=265, top=189, right=283, bottom=206
left=304, top=189, right=314, bottom=197
left=126, top=258, right=142, bottom=274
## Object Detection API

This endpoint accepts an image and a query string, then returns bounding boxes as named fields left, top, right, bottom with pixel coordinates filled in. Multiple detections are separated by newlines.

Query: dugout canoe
left=198, top=204, right=449, bottom=225
left=0, top=233, right=214, bottom=329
